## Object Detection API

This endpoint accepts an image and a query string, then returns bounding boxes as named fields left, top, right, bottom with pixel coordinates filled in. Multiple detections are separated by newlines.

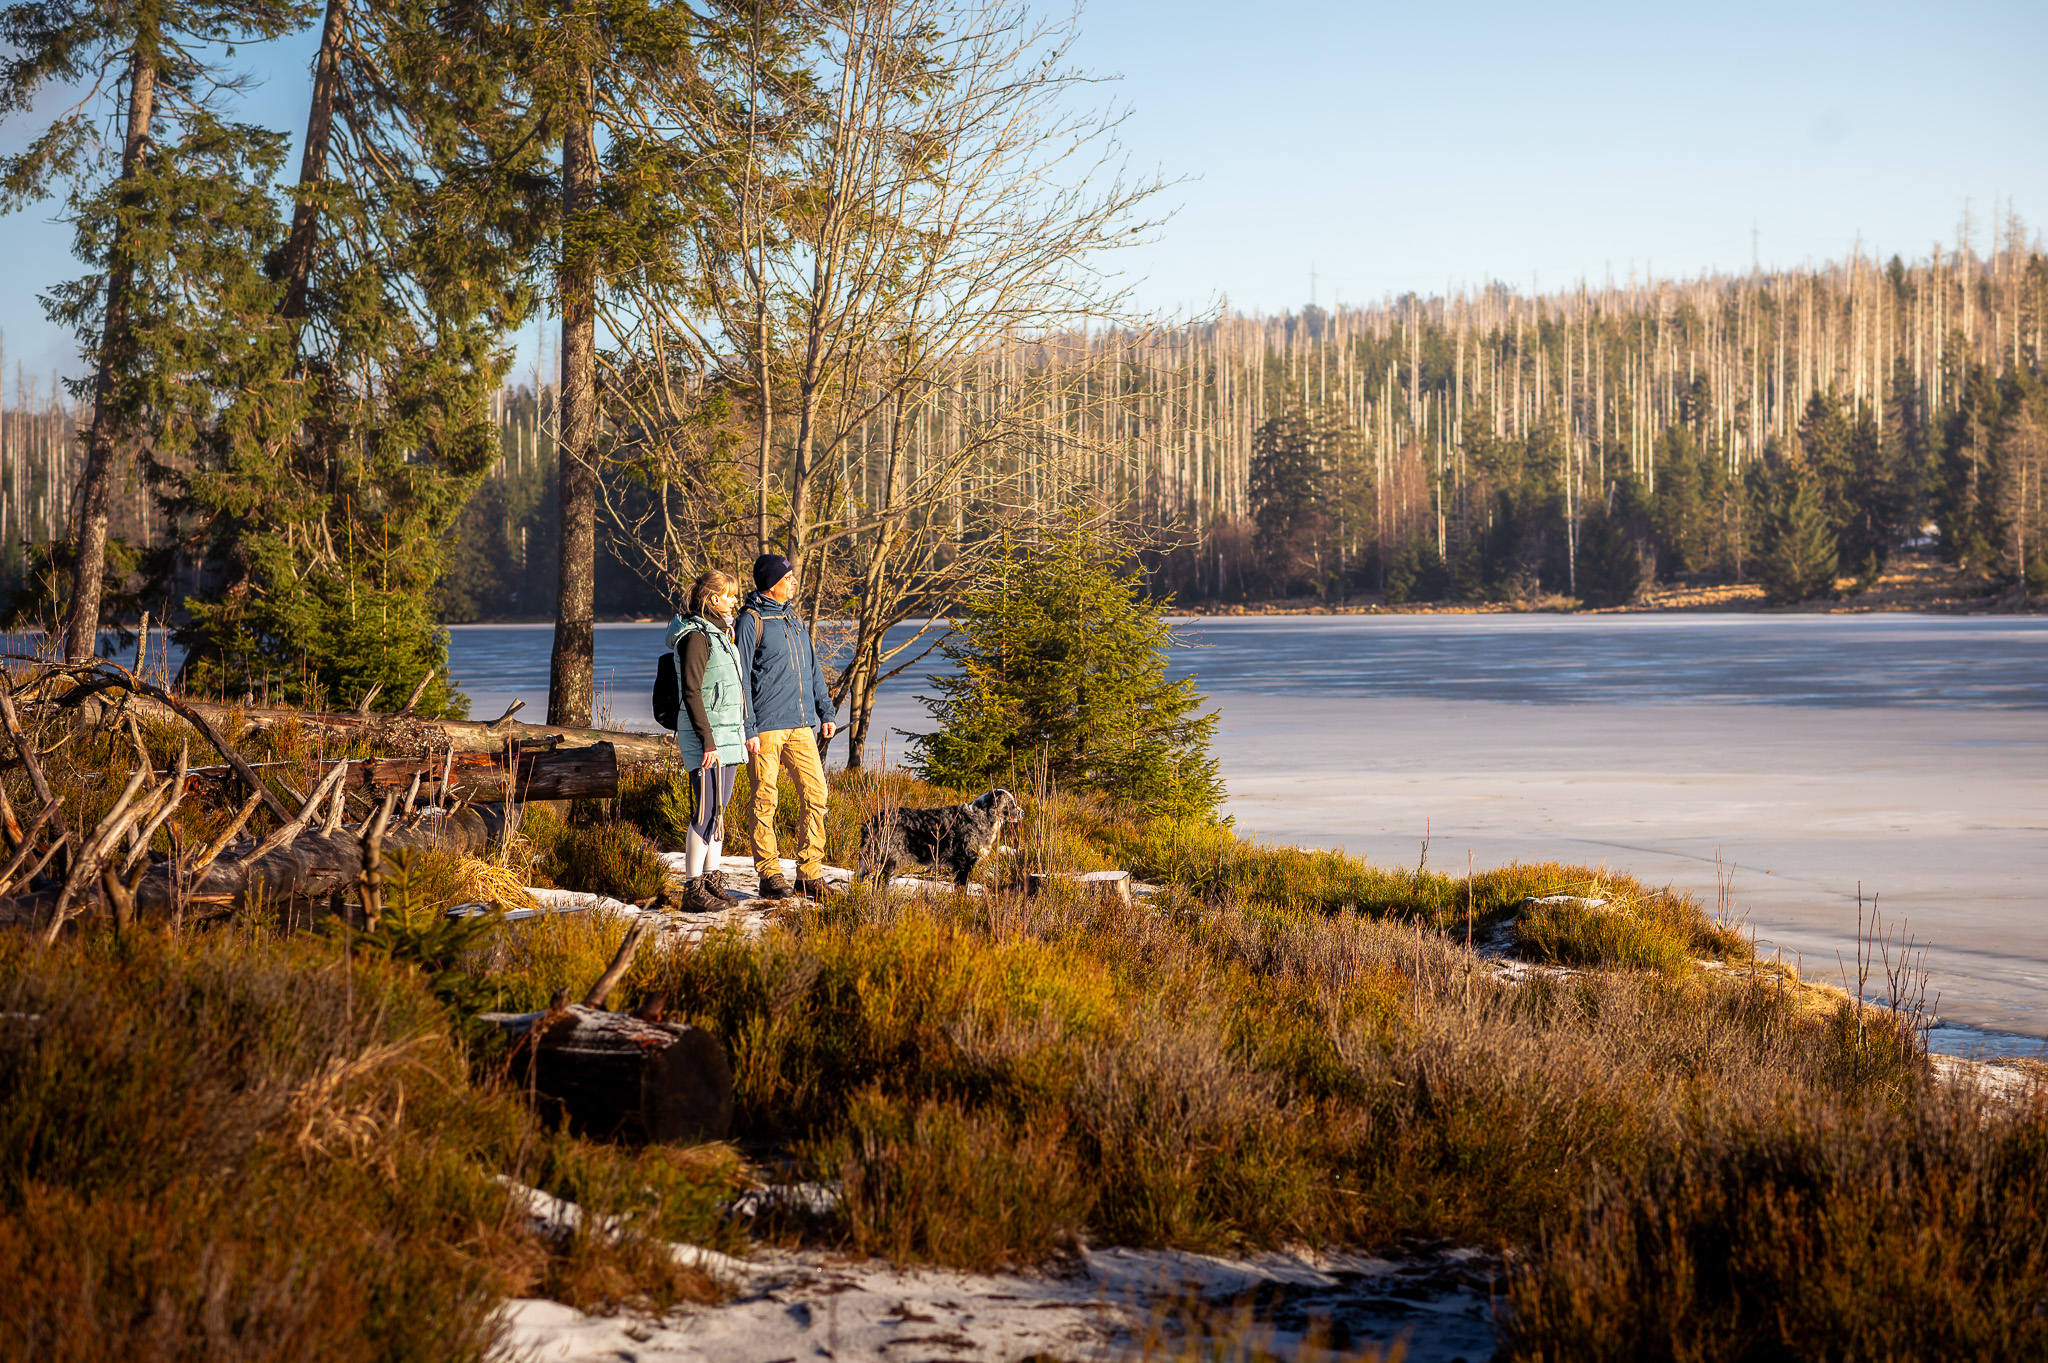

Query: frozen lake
left=448, top=614, right=2048, bottom=1053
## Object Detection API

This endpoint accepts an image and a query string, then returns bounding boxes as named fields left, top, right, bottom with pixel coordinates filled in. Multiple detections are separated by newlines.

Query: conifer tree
left=910, top=515, right=1222, bottom=820
left=165, top=0, right=542, bottom=714
left=0, top=0, right=311, bottom=660
left=1755, top=467, right=1839, bottom=604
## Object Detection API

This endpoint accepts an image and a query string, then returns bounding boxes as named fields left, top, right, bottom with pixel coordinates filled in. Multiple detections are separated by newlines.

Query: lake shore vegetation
left=5, top=695, right=2043, bottom=1359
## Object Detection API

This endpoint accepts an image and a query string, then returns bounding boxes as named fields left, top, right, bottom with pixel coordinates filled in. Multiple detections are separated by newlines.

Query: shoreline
left=439, top=552, right=2046, bottom=627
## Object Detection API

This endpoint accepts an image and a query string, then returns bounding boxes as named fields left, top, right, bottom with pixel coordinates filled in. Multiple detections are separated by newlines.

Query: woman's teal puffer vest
left=666, top=613, right=748, bottom=767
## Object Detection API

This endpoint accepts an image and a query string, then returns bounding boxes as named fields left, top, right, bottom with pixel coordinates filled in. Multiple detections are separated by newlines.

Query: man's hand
left=745, top=736, right=761, bottom=757
left=821, top=721, right=836, bottom=741
left=701, top=749, right=719, bottom=770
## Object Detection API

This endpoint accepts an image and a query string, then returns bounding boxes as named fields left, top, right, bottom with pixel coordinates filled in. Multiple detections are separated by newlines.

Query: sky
left=2, top=0, right=2044, bottom=398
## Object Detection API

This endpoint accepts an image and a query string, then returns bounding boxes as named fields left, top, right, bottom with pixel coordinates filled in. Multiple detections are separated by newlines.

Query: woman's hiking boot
left=702, top=869, right=734, bottom=902
left=678, top=878, right=727, bottom=914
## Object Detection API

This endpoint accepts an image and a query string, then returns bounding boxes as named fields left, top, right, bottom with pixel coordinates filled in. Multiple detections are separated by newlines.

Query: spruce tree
left=1755, top=468, right=1839, bottom=604
left=910, top=516, right=1222, bottom=820
left=164, top=0, right=543, bottom=715
left=0, top=0, right=311, bottom=660
left=1576, top=509, right=1644, bottom=607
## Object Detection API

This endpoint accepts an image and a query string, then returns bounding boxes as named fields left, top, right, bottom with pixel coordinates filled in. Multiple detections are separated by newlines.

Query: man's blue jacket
left=734, top=590, right=837, bottom=740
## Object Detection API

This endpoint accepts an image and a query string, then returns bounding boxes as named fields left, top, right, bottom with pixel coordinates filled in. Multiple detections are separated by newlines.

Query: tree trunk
left=549, top=51, right=599, bottom=728
left=111, top=693, right=676, bottom=765
left=324, top=742, right=619, bottom=802
left=63, top=44, right=158, bottom=663
left=484, top=1004, right=734, bottom=1143
left=279, top=0, right=348, bottom=323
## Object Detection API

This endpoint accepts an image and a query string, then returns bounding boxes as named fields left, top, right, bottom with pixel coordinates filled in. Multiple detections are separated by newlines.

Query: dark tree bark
left=549, top=50, right=599, bottom=728
left=278, top=0, right=349, bottom=323
left=488, top=1004, right=734, bottom=1144
left=64, top=44, right=158, bottom=663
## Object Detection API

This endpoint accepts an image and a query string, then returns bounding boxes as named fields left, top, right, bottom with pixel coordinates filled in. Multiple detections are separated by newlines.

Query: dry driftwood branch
left=186, top=789, right=264, bottom=885
left=582, top=919, right=651, bottom=1009
left=0, top=688, right=67, bottom=841
left=395, top=669, right=435, bottom=717
left=1, top=804, right=493, bottom=933
left=358, top=790, right=399, bottom=929
left=246, top=759, right=353, bottom=865
left=44, top=767, right=162, bottom=943
left=121, top=744, right=189, bottom=877
left=37, top=663, right=295, bottom=823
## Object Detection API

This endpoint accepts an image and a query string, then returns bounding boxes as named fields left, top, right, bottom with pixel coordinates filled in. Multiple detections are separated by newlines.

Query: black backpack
left=653, top=650, right=681, bottom=730
left=654, top=609, right=764, bottom=732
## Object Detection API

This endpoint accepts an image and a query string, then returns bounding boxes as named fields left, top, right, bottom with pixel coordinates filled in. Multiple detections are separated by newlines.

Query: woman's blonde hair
left=688, top=568, right=740, bottom=618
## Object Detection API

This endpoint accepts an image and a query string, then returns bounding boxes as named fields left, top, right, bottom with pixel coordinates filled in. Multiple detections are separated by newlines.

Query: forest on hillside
left=432, top=227, right=2048, bottom=618
left=0, top=0, right=2042, bottom=744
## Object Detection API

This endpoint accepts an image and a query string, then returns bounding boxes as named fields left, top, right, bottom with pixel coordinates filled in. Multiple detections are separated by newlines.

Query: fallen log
left=483, top=1003, right=733, bottom=1144
left=22, top=663, right=675, bottom=767
left=322, top=743, right=619, bottom=804
left=1028, top=869, right=1134, bottom=909
left=0, top=806, right=490, bottom=932
left=169, top=698, right=673, bottom=765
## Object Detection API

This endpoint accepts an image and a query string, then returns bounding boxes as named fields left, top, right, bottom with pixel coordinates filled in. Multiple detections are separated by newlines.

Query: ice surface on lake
left=448, top=613, right=2048, bottom=1047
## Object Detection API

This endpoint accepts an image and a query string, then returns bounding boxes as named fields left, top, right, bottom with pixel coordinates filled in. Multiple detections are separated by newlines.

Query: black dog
left=857, top=788, right=1024, bottom=887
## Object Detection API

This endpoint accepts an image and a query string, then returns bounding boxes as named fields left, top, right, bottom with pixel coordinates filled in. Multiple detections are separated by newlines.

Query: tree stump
left=483, top=1004, right=734, bottom=1144
left=1027, top=869, right=1134, bottom=909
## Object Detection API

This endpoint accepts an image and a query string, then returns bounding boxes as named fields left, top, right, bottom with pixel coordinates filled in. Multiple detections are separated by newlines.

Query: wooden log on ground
left=39, top=667, right=675, bottom=765
left=91, top=688, right=674, bottom=766
left=482, top=1004, right=733, bottom=1144
left=320, top=742, right=619, bottom=803
left=0, top=806, right=490, bottom=931
left=1027, top=869, right=1134, bottom=909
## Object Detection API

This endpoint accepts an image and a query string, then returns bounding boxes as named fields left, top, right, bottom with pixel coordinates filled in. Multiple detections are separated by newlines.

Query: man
left=735, top=553, right=838, bottom=899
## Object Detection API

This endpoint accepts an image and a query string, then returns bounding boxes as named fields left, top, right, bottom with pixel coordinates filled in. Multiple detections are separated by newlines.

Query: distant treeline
left=426, top=223, right=2048, bottom=616
left=7, top=228, right=2046, bottom=632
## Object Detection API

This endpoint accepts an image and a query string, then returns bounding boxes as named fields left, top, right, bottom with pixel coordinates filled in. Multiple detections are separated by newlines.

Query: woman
left=666, top=569, right=749, bottom=910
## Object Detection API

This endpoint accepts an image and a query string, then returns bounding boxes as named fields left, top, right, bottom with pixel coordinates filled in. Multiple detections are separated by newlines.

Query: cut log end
left=484, top=1005, right=734, bottom=1144
left=1028, top=869, right=1134, bottom=908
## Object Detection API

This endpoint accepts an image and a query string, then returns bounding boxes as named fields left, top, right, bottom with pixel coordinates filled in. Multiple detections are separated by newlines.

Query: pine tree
left=165, top=0, right=542, bottom=715
left=910, top=515, right=1222, bottom=820
left=1576, top=508, right=1644, bottom=607
left=0, top=0, right=311, bottom=660
left=1755, top=468, right=1839, bottom=604
left=1249, top=404, right=1360, bottom=595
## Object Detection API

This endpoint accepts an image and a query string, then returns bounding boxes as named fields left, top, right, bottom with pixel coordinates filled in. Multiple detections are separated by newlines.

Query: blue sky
left=3, top=0, right=2044, bottom=396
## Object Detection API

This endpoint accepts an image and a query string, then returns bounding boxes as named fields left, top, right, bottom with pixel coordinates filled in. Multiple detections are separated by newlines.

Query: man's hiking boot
left=757, top=873, right=793, bottom=900
left=678, top=878, right=727, bottom=914
left=795, top=876, right=830, bottom=900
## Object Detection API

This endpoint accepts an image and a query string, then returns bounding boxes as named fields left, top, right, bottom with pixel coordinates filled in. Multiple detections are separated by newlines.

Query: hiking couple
left=665, top=553, right=837, bottom=910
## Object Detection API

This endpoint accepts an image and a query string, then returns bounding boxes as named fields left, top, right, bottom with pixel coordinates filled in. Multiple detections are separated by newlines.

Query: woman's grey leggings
left=689, top=762, right=740, bottom=842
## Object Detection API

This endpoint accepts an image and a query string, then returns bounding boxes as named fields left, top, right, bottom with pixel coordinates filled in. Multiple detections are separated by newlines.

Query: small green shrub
left=1517, top=897, right=1694, bottom=975
left=540, top=822, right=666, bottom=902
left=615, top=766, right=696, bottom=848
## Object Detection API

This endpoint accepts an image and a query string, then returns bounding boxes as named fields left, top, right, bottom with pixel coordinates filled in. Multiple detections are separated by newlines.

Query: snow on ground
left=468, top=854, right=1160, bottom=949
left=498, top=1176, right=1502, bottom=1363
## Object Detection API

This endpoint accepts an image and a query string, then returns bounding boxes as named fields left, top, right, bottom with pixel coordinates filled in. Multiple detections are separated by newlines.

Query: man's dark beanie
left=753, top=553, right=794, bottom=591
